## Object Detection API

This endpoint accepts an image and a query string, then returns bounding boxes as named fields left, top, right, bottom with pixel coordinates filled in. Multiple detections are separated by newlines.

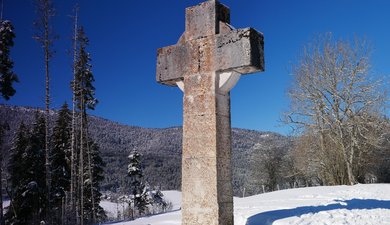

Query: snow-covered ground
left=101, top=190, right=182, bottom=221
left=2, top=199, right=10, bottom=210
left=101, top=200, right=122, bottom=220
left=159, top=190, right=182, bottom=211
left=101, top=184, right=390, bottom=225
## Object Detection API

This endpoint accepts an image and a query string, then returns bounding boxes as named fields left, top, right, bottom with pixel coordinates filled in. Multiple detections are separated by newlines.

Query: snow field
left=101, top=184, right=390, bottom=225
left=101, top=190, right=182, bottom=222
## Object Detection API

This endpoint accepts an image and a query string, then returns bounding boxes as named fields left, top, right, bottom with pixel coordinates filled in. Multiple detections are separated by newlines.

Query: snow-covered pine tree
left=127, top=151, right=150, bottom=218
left=5, top=122, right=28, bottom=224
left=0, top=22, right=18, bottom=223
left=72, top=26, right=99, bottom=225
left=0, top=20, right=18, bottom=100
left=6, top=113, right=47, bottom=224
left=25, top=113, right=47, bottom=224
left=51, top=103, right=71, bottom=225
left=128, top=152, right=142, bottom=178
left=126, top=152, right=170, bottom=218
left=134, top=182, right=152, bottom=216
left=0, top=22, right=19, bottom=223
left=73, top=27, right=97, bottom=113
left=82, top=141, right=106, bottom=224
left=6, top=122, right=28, bottom=195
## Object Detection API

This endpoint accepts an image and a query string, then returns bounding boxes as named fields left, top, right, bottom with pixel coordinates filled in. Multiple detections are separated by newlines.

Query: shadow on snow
left=245, top=199, right=390, bottom=225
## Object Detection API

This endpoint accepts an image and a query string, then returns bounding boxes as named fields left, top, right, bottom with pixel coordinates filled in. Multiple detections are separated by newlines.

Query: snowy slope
left=101, top=200, right=122, bottom=220
left=101, top=191, right=182, bottom=221
left=235, top=184, right=390, bottom=225
left=160, top=190, right=182, bottom=211
left=102, top=184, right=390, bottom=225
left=2, top=200, right=10, bottom=211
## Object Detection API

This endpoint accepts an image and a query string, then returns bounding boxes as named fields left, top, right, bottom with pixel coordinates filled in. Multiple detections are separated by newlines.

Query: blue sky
left=2, top=0, right=390, bottom=134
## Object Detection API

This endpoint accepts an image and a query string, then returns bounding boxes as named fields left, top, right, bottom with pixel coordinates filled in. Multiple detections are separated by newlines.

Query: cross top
left=184, top=0, right=230, bottom=41
left=156, top=0, right=264, bottom=90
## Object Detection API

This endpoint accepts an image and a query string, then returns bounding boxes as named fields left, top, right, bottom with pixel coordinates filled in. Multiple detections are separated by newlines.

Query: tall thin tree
left=72, top=26, right=98, bottom=225
left=70, top=5, right=79, bottom=225
left=33, top=0, right=56, bottom=222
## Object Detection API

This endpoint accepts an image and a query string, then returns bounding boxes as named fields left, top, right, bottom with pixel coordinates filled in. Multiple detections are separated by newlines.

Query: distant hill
left=0, top=104, right=292, bottom=196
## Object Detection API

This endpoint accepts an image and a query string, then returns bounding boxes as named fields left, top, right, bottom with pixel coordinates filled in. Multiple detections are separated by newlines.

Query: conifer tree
left=0, top=20, right=18, bottom=100
left=0, top=8, right=18, bottom=224
left=6, top=113, right=47, bottom=224
left=25, top=113, right=47, bottom=224
left=73, top=27, right=97, bottom=113
left=7, top=123, right=28, bottom=200
left=128, top=151, right=150, bottom=218
left=82, top=141, right=106, bottom=224
left=72, top=26, right=99, bottom=225
left=5, top=122, right=29, bottom=224
left=126, top=152, right=168, bottom=217
left=51, top=103, right=71, bottom=225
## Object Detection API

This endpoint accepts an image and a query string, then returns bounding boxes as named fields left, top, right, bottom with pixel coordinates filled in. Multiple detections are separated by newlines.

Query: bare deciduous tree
left=285, top=34, right=388, bottom=185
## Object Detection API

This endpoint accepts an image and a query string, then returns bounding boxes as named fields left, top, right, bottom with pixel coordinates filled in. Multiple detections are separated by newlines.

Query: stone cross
left=156, top=1, right=264, bottom=224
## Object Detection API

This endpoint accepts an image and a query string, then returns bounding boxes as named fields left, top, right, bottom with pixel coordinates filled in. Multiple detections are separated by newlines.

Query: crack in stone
left=217, top=30, right=251, bottom=48
left=198, top=45, right=201, bottom=72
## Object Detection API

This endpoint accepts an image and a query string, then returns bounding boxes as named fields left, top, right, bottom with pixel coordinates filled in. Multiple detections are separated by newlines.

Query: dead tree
left=33, top=0, right=56, bottom=222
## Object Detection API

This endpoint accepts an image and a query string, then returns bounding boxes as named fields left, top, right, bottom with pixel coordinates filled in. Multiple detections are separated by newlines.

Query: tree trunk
left=79, top=104, right=84, bottom=225
left=45, top=35, right=51, bottom=225
left=0, top=124, right=4, bottom=225
left=0, top=149, right=3, bottom=225
left=346, top=159, right=355, bottom=185
left=70, top=7, right=78, bottom=223
left=85, top=126, right=96, bottom=223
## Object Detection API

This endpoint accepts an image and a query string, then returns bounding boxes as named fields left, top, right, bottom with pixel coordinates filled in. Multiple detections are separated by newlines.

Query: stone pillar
left=216, top=83, right=234, bottom=225
left=182, top=71, right=233, bottom=225
left=156, top=1, right=264, bottom=224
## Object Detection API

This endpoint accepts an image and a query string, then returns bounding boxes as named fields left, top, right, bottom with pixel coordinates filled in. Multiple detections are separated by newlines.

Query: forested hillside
left=0, top=104, right=293, bottom=196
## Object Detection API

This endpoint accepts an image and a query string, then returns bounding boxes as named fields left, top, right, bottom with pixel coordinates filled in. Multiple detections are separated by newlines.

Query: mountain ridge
left=0, top=104, right=291, bottom=196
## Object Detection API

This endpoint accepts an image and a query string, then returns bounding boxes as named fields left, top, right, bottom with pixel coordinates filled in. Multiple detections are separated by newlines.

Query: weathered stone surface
left=156, top=1, right=264, bottom=224
left=156, top=28, right=264, bottom=86
left=215, top=28, right=264, bottom=74
left=185, top=1, right=230, bottom=40
left=218, top=203, right=234, bottom=225
left=157, top=38, right=216, bottom=85
left=216, top=91, right=230, bottom=116
left=156, top=45, right=188, bottom=86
